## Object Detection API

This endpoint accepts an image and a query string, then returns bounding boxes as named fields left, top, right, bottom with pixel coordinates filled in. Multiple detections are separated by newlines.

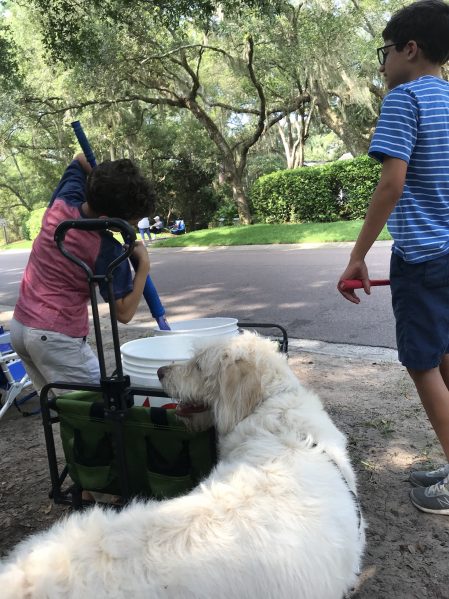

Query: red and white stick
left=340, top=279, right=390, bottom=291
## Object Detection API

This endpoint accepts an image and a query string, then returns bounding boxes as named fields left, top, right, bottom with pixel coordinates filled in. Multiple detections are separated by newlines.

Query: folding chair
left=0, top=328, right=39, bottom=420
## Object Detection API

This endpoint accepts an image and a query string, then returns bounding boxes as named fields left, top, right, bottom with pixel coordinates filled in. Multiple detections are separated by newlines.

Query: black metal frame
left=237, top=322, right=288, bottom=354
left=40, top=218, right=289, bottom=509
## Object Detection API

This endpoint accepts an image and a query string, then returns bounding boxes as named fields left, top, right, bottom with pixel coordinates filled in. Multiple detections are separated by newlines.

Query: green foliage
left=305, top=131, right=345, bottom=163
left=21, top=218, right=30, bottom=241
left=251, top=165, right=339, bottom=223
left=26, top=0, right=283, bottom=62
left=289, top=167, right=339, bottom=223
left=210, top=192, right=238, bottom=226
left=330, top=155, right=381, bottom=220
left=26, top=206, right=46, bottom=240
left=0, top=21, right=20, bottom=88
left=250, top=172, right=289, bottom=223
left=245, top=153, right=285, bottom=187
left=156, top=155, right=219, bottom=230
left=1, top=0, right=401, bottom=231
left=250, top=156, right=381, bottom=223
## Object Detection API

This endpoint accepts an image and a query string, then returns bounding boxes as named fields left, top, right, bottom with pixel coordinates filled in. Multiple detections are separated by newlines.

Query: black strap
left=90, top=402, right=106, bottom=420
left=150, top=407, right=169, bottom=426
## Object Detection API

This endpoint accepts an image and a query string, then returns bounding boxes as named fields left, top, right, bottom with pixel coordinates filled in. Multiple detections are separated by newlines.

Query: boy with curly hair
left=11, top=153, right=155, bottom=394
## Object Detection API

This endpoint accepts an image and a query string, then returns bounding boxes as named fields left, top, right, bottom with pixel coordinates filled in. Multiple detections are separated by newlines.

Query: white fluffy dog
left=0, top=332, right=364, bottom=599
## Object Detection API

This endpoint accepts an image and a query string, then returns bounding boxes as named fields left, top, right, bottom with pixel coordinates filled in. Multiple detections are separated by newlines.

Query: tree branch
left=206, top=101, right=260, bottom=115
left=350, top=0, right=376, bottom=39
left=0, top=182, right=31, bottom=210
left=179, top=49, right=201, bottom=100
left=140, top=44, right=232, bottom=65
left=239, top=35, right=266, bottom=165
left=30, top=95, right=186, bottom=121
left=266, top=93, right=311, bottom=129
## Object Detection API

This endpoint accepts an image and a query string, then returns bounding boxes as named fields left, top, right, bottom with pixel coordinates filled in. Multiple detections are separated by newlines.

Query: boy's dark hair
left=383, top=0, right=449, bottom=64
left=86, top=159, right=156, bottom=221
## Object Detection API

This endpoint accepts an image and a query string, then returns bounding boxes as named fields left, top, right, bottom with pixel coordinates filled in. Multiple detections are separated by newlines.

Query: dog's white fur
left=0, top=332, right=364, bottom=599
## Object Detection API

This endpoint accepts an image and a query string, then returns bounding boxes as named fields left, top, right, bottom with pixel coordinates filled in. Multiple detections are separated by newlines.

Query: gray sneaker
left=409, top=463, right=449, bottom=487
left=409, top=475, right=449, bottom=515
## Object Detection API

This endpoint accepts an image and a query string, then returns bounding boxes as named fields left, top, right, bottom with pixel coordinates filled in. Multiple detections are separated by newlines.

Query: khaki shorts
left=10, top=318, right=100, bottom=394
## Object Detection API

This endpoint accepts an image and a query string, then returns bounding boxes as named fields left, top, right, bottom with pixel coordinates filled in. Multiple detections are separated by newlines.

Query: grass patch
left=363, top=418, right=396, bottom=436
left=0, top=239, right=33, bottom=250
left=156, top=220, right=391, bottom=247
left=0, top=220, right=392, bottom=251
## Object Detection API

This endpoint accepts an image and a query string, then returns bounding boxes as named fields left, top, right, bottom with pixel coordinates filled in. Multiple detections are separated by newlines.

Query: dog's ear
left=215, top=355, right=262, bottom=434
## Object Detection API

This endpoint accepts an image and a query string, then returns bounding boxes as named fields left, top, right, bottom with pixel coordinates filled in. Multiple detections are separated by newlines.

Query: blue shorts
left=390, top=252, right=449, bottom=370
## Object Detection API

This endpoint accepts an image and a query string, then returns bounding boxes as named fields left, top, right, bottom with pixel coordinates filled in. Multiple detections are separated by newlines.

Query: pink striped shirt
left=14, top=200, right=102, bottom=337
left=14, top=161, right=133, bottom=337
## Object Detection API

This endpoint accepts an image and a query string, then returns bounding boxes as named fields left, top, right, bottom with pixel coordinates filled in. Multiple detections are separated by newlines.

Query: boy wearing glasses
left=338, top=0, right=449, bottom=515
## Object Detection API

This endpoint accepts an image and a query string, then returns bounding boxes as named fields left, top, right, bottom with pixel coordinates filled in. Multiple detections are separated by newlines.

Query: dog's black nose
left=157, top=366, right=168, bottom=381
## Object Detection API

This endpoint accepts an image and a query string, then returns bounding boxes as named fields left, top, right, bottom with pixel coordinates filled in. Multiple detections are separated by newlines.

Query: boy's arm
left=49, top=154, right=92, bottom=207
left=74, top=153, right=93, bottom=174
left=115, top=243, right=150, bottom=324
left=338, top=156, right=407, bottom=304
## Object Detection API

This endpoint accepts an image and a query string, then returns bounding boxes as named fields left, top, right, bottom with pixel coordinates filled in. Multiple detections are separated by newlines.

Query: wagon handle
left=54, top=218, right=135, bottom=279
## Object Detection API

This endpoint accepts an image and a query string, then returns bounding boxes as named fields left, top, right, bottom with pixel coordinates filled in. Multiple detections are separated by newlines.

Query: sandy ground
left=1, top=318, right=449, bottom=598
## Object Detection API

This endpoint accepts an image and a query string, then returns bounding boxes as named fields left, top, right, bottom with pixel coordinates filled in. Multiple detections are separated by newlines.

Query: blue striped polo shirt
left=369, top=75, right=449, bottom=263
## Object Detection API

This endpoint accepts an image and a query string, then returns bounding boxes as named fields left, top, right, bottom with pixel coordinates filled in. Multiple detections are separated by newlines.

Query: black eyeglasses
left=376, top=43, right=400, bottom=66
left=377, top=41, right=423, bottom=66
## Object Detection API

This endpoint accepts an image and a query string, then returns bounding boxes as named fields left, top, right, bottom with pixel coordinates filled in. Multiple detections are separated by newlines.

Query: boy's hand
left=74, top=153, right=93, bottom=174
left=337, top=259, right=370, bottom=304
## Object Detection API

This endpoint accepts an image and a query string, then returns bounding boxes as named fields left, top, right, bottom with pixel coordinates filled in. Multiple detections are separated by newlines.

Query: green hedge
left=250, top=155, right=381, bottom=223
left=209, top=194, right=239, bottom=227
left=25, top=207, right=47, bottom=240
left=331, top=155, right=382, bottom=220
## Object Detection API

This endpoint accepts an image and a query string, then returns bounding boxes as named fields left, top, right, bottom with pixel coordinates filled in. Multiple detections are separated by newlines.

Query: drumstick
left=71, top=120, right=170, bottom=330
left=340, top=279, right=390, bottom=290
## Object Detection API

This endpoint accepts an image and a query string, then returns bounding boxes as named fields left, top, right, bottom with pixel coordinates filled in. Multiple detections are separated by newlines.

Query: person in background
left=338, top=0, right=449, bottom=515
left=170, top=219, right=186, bottom=235
left=149, top=215, right=164, bottom=236
left=11, top=154, right=156, bottom=395
left=137, top=216, right=152, bottom=243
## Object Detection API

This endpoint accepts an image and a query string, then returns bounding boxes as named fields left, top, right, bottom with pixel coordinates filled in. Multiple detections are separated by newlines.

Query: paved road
left=0, top=250, right=29, bottom=307
left=0, top=241, right=396, bottom=348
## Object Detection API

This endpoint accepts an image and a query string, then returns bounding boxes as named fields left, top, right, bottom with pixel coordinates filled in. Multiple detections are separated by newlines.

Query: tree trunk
left=230, top=176, right=252, bottom=225
left=296, top=140, right=305, bottom=168
left=277, top=102, right=314, bottom=169
left=316, top=104, right=370, bottom=155
left=312, top=83, right=370, bottom=156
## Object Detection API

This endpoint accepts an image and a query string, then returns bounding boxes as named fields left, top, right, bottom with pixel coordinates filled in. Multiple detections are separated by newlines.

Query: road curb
left=289, top=338, right=398, bottom=363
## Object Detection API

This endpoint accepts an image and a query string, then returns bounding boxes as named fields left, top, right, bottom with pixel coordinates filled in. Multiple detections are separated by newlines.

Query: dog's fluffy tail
left=0, top=563, right=27, bottom=599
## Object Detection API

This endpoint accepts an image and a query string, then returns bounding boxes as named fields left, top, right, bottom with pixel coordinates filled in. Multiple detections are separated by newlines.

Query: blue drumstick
left=71, top=121, right=170, bottom=330
left=71, top=120, right=97, bottom=168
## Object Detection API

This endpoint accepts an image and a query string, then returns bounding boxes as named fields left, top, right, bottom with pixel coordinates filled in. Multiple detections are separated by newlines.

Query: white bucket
left=121, top=336, right=196, bottom=407
left=153, top=317, right=239, bottom=339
